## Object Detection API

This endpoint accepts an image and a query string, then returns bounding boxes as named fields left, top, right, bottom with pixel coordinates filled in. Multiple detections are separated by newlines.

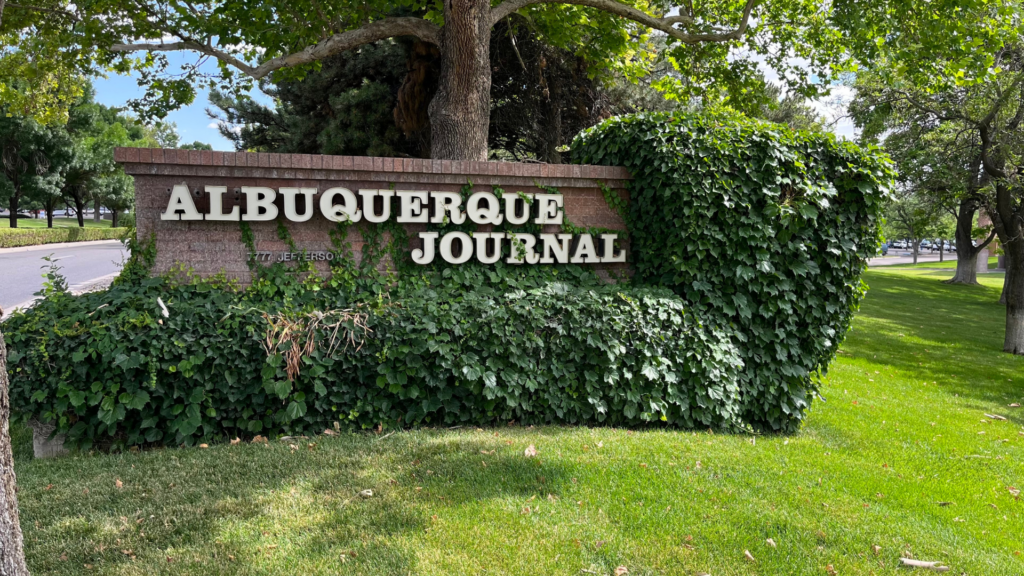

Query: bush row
left=0, top=226, right=129, bottom=248
left=3, top=271, right=742, bottom=449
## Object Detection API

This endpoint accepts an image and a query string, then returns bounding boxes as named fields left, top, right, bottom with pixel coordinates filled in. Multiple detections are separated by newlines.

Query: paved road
left=869, top=252, right=959, bottom=267
left=0, top=241, right=127, bottom=315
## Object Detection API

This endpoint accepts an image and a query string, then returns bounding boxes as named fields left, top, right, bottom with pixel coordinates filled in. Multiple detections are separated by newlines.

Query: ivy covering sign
left=572, top=112, right=893, bottom=432
left=3, top=113, right=892, bottom=450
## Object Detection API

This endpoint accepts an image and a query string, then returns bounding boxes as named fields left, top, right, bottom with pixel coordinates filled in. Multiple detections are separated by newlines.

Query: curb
left=0, top=239, right=124, bottom=255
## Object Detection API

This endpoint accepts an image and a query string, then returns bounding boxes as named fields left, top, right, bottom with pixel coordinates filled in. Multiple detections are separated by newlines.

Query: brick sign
left=115, top=148, right=632, bottom=283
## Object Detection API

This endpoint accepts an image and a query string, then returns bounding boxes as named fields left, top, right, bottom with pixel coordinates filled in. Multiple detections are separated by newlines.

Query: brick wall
left=116, top=148, right=632, bottom=284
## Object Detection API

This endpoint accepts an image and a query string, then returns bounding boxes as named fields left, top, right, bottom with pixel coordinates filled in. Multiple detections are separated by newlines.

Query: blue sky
left=92, top=55, right=271, bottom=151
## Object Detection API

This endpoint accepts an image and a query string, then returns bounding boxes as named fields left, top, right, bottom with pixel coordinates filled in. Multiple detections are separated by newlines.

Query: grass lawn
left=1, top=217, right=113, bottom=229
left=10, top=267, right=1024, bottom=575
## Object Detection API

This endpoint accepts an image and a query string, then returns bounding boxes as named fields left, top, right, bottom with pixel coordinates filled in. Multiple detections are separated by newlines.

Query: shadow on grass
left=13, top=424, right=584, bottom=575
left=848, top=271, right=1024, bottom=426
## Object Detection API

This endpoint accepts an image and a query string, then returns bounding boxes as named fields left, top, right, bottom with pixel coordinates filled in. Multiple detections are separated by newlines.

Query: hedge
left=0, top=226, right=129, bottom=248
left=2, top=271, right=742, bottom=449
left=572, top=112, right=893, bottom=432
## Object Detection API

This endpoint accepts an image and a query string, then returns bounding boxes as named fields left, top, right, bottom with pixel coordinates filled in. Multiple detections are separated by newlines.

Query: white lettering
left=440, top=231, right=473, bottom=264
left=360, top=189, right=394, bottom=223
left=600, top=233, right=627, bottom=263
left=397, top=191, right=429, bottom=223
left=431, top=191, right=466, bottom=225
left=319, top=187, right=362, bottom=223
left=412, top=231, right=439, bottom=265
left=161, top=184, right=203, bottom=221
left=242, top=187, right=278, bottom=221
left=571, top=234, right=599, bottom=263
left=280, top=188, right=316, bottom=222
left=507, top=233, right=540, bottom=265
left=539, top=233, right=573, bottom=264
left=466, top=191, right=503, bottom=225
left=533, top=193, right=563, bottom=225
left=475, top=232, right=504, bottom=264
left=503, top=192, right=533, bottom=225
left=205, top=186, right=239, bottom=221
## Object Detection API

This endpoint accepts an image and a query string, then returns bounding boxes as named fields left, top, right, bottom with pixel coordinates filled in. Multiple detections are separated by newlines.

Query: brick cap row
left=114, top=148, right=631, bottom=181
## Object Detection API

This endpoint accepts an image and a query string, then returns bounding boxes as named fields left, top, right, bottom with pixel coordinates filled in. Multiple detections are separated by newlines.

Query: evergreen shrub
left=572, top=112, right=893, bottom=431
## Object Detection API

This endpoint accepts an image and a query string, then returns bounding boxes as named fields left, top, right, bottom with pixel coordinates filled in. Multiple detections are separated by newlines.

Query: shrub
left=0, top=227, right=129, bottom=248
left=572, top=112, right=893, bottom=431
left=2, top=266, right=741, bottom=449
left=119, top=212, right=136, bottom=229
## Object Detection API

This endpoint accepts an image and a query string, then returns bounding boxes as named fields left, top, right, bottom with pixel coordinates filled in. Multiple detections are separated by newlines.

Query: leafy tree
left=0, top=1, right=86, bottom=125
left=212, top=19, right=609, bottom=161
left=748, top=83, right=825, bottom=132
left=883, top=189, right=944, bottom=265
left=840, top=0, right=1023, bottom=353
left=487, top=16, right=607, bottom=163
left=179, top=141, right=213, bottom=150
left=0, top=113, right=68, bottom=227
left=51, top=86, right=160, bottom=226
left=852, top=88, right=998, bottom=282
left=9, top=0, right=977, bottom=160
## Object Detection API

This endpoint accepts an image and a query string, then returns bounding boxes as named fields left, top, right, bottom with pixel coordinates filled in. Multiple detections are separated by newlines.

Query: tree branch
left=490, top=0, right=755, bottom=45
left=109, top=40, right=258, bottom=75
left=110, top=16, right=440, bottom=80
left=978, top=228, right=998, bottom=251
left=4, top=1, right=80, bottom=22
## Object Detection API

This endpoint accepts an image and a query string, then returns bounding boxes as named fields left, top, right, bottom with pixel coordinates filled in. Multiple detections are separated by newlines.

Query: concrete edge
left=0, top=239, right=124, bottom=255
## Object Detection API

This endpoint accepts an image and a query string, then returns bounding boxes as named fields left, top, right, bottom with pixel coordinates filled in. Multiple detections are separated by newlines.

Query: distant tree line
left=0, top=84, right=211, bottom=229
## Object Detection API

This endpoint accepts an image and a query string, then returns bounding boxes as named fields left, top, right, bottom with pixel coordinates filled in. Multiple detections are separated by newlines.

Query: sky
left=91, top=48, right=859, bottom=151
left=92, top=55, right=267, bottom=151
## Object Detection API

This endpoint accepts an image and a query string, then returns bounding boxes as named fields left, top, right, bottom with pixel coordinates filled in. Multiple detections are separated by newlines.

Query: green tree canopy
left=7, top=0, right=1012, bottom=158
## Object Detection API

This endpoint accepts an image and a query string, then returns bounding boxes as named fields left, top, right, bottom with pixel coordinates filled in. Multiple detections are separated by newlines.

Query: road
left=0, top=240, right=127, bottom=316
left=869, top=252, right=959, bottom=267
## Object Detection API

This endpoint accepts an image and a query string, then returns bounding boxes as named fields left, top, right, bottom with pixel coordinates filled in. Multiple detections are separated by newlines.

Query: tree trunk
left=1001, top=265, right=1009, bottom=305
left=912, top=240, right=920, bottom=264
left=539, top=50, right=563, bottom=164
left=73, top=194, right=85, bottom=228
left=1002, top=244, right=1024, bottom=352
left=111, top=210, right=118, bottom=228
left=8, top=192, right=18, bottom=230
left=93, top=198, right=101, bottom=223
left=938, top=239, right=944, bottom=262
left=947, top=201, right=984, bottom=284
left=394, top=41, right=440, bottom=158
left=0, top=329, right=31, bottom=575
left=428, top=0, right=492, bottom=161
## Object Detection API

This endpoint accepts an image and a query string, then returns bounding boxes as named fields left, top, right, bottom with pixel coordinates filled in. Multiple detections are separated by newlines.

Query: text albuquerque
left=161, top=184, right=626, bottom=265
